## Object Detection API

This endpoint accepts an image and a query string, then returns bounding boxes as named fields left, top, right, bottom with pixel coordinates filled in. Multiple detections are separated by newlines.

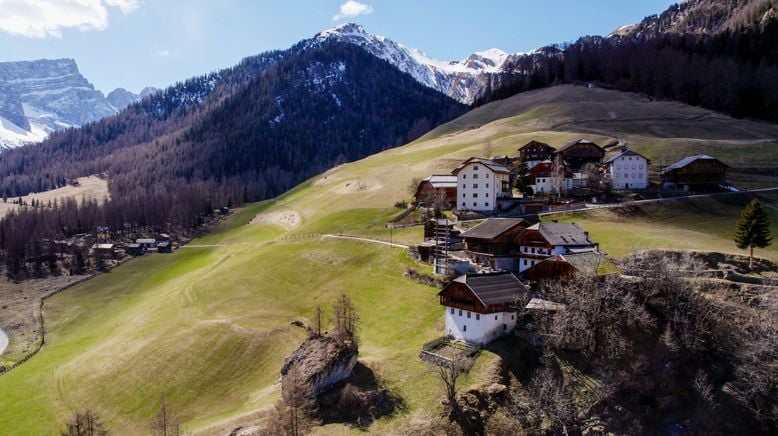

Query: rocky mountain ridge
left=311, top=23, right=521, bottom=104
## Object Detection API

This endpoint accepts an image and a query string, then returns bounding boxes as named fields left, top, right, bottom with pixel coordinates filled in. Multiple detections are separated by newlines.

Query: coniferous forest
left=476, top=17, right=778, bottom=122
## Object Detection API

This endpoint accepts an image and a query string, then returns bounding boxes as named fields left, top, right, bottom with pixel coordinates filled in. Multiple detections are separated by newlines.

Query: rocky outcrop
left=280, top=335, right=358, bottom=397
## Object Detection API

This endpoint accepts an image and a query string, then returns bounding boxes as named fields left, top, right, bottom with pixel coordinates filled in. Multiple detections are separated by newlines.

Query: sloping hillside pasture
left=1, top=85, right=777, bottom=434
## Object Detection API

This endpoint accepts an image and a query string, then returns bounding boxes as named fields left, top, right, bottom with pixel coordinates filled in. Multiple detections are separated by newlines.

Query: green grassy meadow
left=1, top=85, right=777, bottom=434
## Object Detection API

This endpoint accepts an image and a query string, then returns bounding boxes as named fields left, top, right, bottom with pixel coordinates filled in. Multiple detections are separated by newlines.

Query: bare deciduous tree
left=61, top=409, right=109, bottom=436
left=482, top=140, right=495, bottom=159
left=529, top=367, right=575, bottom=435
left=435, top=357, right=466, bottom=417
left=152, top=396, right=182, bottom=436
left=266, top=365, right=314, bottom=436
left=332, top=293, right=359, bottom=345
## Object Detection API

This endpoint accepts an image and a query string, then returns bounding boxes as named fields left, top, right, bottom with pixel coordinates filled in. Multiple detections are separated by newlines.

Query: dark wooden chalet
left=521, top=252, right=604, bottom=282
left=90, top=243, right=116, bottom=259
left=552, top=138, right=605, bottom=171
left=126, top=243, right=145, bottom=256
left=438, top=272, right=529, bottom=314
left=157, top=241, right=172, bottom=253
left=461, top=218, right=529, bottom=270
left=661, top=155, right=729, bottom=191
left=518, top=140, right=555, bottom=164
left=415, top=175, right=458, bottom=207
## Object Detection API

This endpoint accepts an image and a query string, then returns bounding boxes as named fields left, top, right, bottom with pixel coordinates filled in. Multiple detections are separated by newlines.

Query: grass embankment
left=1, top=85, right=777, bottom=434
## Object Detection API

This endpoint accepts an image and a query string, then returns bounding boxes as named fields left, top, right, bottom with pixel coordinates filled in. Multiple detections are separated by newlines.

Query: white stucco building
left=603, top=149, right=650, bottom=190
left=515, top=222, right=599, bottom=273
left=452, top=157, right=513, bottom=213
left=438, top=272, right=528, bottom=345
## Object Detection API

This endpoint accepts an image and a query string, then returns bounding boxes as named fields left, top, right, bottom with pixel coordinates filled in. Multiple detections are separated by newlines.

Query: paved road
left=0, top=327, right=8, bottom=356
left=322, top=234, right=409, bottom=249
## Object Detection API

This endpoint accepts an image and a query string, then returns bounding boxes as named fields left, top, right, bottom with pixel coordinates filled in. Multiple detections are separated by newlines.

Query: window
left=459, top=309, right=462, bottom=316
left=450, top=308, right=454, bottom=315
left=473, top=193, right=478, bottom=198
left=462, top=184, right=465, bottom=189
left=485, top=193, right=489, bottom=198
left=485, top=202, right=489, bottom=207
left=463, top=174, right=466, bottom=179
left=473, top=202, right=477, bottom=207
left=473, top=166, right=479, bottom=170
left=486, top=173, right=490, bottom=178
left=639, top=173, right=643, bottom=178
left=463, top=325, right=467, bottom=332
left=495, top=315, right=498, bottom=320
left=511, top=315, right=515, bottom=320
left=639, top=164, right=644, bottom=169
left=467, top=311, right=471, bottom=319
left=462, top=202, right=466, bottom=207
left=473, top=184, right=478, bottom=188
left=476, top=314, right=480, bottom=320
left=462, top=193, right=466, bottom=198
left=486, top=183, right=489, bottom=188
left=531, top=247, right=535, bottom=253
left=523, top=259, right=528, bottom=265
left=473, top=174, right=479, bottom=179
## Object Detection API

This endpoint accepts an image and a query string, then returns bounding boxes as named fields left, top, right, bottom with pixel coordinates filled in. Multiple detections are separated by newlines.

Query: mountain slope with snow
left=311, top=23, right=517, bottom=103
left=0, top=58, right=118, bottom=150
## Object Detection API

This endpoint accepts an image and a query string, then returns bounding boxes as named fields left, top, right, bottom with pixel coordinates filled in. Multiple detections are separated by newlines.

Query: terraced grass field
left=1, top=85, right=777, bottom=434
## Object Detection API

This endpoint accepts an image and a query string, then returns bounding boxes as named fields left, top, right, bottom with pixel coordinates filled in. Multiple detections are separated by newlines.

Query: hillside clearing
left=0, top=176, right=110, bottom=218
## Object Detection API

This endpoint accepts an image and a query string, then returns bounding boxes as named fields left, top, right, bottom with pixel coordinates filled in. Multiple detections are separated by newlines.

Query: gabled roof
left=527, top=222, right=595, bottom=247
left=439, top=272, right=528, bottom=306
left=461, top=218, right=528, bottom=240
left=423, top=175, right=458, bottom=188
left=527, top=161, right=573, bottom=179
left=518, top=140, right=555, bottom=152
left=525, top=298, right=566, bottom=311
left=451, top=157, right=511, bottom=175
left=554, top=138, right=605, bottom=154
left=661, top=154, right=729, bottom=173
left=603, top=148, right=651, bottom=165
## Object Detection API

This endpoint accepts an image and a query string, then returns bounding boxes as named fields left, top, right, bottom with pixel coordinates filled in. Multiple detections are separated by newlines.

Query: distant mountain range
left=0, top=23, right=520, bottom=150
left=311, top=23, right=522, bottom=104
left=0, top=58, right=157, bottom=150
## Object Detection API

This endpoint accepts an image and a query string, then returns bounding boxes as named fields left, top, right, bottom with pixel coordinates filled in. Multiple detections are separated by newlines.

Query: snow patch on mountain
left=0, top=58, right=144, bottom=150
left=311, top=23, right=522, bottom=104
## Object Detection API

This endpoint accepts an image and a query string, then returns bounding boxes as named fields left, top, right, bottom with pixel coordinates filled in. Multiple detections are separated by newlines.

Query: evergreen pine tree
left=734, top=199, right=772, bottom=270
left=513, top=156, right=529, bottom=195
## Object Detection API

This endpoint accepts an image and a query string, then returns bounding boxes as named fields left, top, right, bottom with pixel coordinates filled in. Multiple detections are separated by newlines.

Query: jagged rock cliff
left=0, top=58, right=116, bottom=149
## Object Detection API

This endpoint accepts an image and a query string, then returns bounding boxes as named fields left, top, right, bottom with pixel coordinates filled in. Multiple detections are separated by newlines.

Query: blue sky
left=0, top=0, right=673, bottom=94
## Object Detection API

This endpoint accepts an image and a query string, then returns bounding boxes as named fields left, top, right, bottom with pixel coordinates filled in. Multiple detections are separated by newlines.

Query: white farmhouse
left=452, top=157, right=513, bottom=213
left=515, top=222, right=599, bottom=272
left=603, top=148, right=650, bottom=190
left=437, top=272, right=528, bottom=345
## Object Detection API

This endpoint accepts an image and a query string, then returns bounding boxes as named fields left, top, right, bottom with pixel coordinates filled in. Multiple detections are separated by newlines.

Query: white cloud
left=0, top=0, right=140, bottom=38
left=333, top=0, right=373, bottom=21
left=150, top=49, right=174, bottom=58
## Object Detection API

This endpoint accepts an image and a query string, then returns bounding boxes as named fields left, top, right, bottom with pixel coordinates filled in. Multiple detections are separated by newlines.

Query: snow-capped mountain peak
left=312, top=23, right=514, bottom=103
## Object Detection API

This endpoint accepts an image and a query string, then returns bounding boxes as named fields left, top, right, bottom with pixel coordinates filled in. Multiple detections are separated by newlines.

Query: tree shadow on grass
left=318, top=361, right=406, bottom=429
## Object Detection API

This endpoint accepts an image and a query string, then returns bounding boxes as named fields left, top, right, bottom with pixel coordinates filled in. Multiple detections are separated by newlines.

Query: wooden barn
left=461, top=218, right=529, bottom=271
left=661, top=155, right=729, bottom=191
left=414, top=175, right=458, bottom=207
left=438, top=272, right=529, bottom=345
left=517, top=140, right=555, bottom=168
left=521, top=252, right=604, bottom=282
left=552, top=138, right=605, bottom=171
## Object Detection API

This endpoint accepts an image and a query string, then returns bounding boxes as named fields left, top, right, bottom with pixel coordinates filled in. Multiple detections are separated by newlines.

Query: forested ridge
left=477, top=3, right=778, bottom=122
left=0, top=41, right=465, bottom=270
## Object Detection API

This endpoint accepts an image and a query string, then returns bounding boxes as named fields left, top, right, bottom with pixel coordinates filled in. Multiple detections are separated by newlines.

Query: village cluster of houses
left=413, top=215, right=603, bottom=346
left=414, top=138, right=730, bottom=214
left=87, top=234, right=174, bottom=259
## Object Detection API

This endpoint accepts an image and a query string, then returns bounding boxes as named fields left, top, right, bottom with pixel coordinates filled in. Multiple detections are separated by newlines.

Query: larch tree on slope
left=734, top=199, right=773, bottom=270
